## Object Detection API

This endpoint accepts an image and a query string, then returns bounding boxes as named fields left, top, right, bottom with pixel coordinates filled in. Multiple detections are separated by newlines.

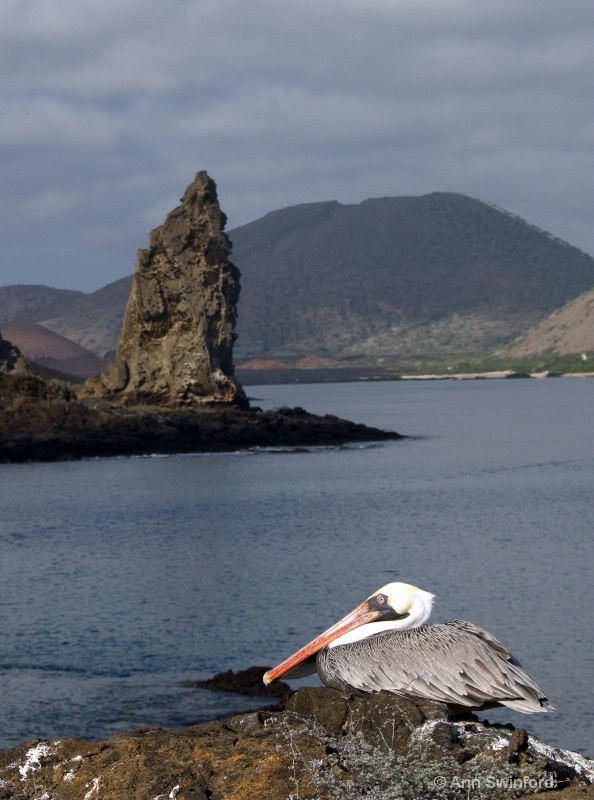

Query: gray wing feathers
left=317, top=620, right=551, bottom=713
left=450, top=619, right=523, bottom=666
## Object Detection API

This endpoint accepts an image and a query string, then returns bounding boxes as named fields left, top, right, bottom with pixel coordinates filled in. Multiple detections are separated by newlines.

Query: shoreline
left=237, top=366, right=594, bottom=385
left=399, top=369, right=594, bottom=381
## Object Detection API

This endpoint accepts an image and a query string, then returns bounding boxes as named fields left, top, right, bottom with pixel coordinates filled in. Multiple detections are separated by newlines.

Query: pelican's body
left=263, top=582, right=552, bottom=714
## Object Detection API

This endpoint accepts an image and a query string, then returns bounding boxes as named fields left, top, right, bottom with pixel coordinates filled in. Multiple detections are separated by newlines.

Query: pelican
left=263, top=582, right=553, bottom=713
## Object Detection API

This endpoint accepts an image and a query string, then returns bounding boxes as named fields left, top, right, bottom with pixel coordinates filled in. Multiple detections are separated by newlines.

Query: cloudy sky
left=2, top=0, right=593, bottom=293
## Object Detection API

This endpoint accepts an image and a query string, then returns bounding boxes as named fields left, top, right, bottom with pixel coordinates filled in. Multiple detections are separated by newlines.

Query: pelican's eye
left=375, top=593, right=387, bottom=605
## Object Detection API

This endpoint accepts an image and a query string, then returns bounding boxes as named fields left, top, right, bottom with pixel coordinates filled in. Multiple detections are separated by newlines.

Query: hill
left=0, top=285, right=83, bottom=324
left=230, top=192, right=594, bottom=360
left=2, top=192, right=594, bottom=373
left=502, top=287, right=594, bottom=357
left=1, top=322, right=108, bottom=377
left=39, top=277, right=132, bottom=360
left=0, top=278, right=131, bottom=375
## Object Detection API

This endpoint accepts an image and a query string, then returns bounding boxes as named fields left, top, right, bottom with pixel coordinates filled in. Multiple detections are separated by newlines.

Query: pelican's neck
left=327, top=586, right=434, bottom=648
left=399, top=587, right=434, bottom=627
left=326, top=619, right=408, bottom=647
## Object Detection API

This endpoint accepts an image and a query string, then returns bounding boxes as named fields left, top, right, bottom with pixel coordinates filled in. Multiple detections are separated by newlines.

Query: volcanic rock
left=0, top=330, right=31, bottom=374
left=79, top=171, right=246, bottom=406
left=1, top=688, right=592, bottom=800
left=0, top=402, right=403, bottom=463
left=191, top=665, right=292, bottom=699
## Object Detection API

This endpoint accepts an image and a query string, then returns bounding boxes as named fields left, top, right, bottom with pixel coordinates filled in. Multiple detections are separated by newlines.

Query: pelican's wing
left=450, top=619, right=523, bottom=665
left=317, top=620, right=552, bottom=713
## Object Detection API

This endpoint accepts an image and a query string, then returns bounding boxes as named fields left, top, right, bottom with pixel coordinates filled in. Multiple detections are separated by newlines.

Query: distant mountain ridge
left=1, top=191, right=593, bottom=376
left=0, top=285, right=84, bottom=324
left=230, top=192, right=594, bottom=359
left=36, top=277, right=132, bottom=360
left=0, top=280, right=130, bottom=376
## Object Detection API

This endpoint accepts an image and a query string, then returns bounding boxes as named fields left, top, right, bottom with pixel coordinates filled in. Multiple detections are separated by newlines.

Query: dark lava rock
left=1, top=688, right=592, bottom=800
left=0, top=376, right=403, bottom=462
left=0, top=333, right=31, bottom=375
left=192, top=665, right=291, bottom=699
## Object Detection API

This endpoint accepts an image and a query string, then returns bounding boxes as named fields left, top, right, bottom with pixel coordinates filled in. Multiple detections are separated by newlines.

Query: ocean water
left=0, top=378, right=593, bottom=755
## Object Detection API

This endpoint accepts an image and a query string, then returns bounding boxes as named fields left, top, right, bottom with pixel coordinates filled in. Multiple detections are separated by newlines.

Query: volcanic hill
left=2, top=192, right=593, bottom=376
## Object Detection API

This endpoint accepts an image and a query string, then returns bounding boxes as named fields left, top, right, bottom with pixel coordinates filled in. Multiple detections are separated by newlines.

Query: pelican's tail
left=501, top=697, right=554, bottom=713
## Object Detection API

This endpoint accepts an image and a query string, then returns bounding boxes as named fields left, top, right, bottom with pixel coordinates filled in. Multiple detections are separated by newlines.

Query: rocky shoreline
left=237, top=366, right=594, bottom=385
left=1, top=684, right=592, bottom=800
left=0, top=374, right=403, bottom=463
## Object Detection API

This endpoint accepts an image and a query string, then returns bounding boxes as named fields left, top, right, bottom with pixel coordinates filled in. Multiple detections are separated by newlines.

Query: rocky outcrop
left=0, top=402, right=404, bottom=462
left=79, top=172, right=246, bottom=406
left=1, top=688, right=592, bottom=800
left=191, top=665, right=292, bottom=700
left=0, top=330, right=31, bottom=374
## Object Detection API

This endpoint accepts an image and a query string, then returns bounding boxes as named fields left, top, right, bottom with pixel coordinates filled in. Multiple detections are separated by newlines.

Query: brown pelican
left=263, top=582, right=553, bottom=713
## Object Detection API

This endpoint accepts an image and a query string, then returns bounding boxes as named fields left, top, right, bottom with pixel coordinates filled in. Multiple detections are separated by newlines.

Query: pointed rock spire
left=80, top=172, right=246, bottom=406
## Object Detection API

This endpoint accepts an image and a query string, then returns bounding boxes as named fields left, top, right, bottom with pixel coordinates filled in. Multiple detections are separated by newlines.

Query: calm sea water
left=1, top=378, right=593, bottom=755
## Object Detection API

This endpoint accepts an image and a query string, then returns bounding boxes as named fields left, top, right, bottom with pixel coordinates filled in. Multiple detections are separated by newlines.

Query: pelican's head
left=263, top=580, right=435, bottom=685
left=369, top=582, right=435, bottom=629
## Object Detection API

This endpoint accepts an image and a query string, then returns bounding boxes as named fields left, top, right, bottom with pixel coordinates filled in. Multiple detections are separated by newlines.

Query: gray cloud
left=2, top=0, right=593, bottom=291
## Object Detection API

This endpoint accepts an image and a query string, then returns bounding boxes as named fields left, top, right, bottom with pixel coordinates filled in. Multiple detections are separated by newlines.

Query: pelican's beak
left=263, top=599, right=381, bottom=685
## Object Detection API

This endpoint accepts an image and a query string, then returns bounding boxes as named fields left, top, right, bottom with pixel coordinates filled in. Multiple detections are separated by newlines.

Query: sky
left=2, top=0, right=593, bottom=293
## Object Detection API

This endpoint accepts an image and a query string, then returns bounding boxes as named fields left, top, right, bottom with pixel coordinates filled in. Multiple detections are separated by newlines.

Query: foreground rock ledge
left=1, top=688, right=592, bottom=800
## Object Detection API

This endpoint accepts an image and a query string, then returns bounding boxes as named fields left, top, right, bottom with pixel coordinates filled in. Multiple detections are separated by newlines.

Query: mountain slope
left=0, top=285, right=84, bottom=325
left=2, top=193, right=594, bottom=369
left=2, top=322, right=108, bottom=377
left=503, top=287, right=594, bottom=357
left=0, top=281, right=129, bottom=364
left=39, top=277, right=131, bottom=360
left=230, top=192, right=594, bottom=358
